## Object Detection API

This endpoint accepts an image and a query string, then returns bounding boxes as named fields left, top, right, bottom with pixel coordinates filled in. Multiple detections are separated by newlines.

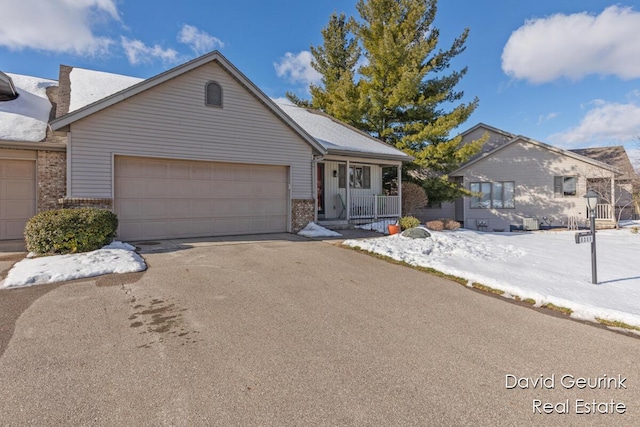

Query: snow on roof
left=0, top=73, right=57, bottom=142
left=69, top=67, right=144, bottom=112
left=276, top=102, right=411, bottom=160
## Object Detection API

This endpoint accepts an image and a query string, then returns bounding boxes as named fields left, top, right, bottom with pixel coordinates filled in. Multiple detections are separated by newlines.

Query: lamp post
left=584, top=190, right=598, bottom=284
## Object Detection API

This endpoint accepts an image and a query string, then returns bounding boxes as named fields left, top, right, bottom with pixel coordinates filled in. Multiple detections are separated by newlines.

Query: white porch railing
left=595, top=203, right=613, bottom=220
left=349, top=195, right=400, bottom=219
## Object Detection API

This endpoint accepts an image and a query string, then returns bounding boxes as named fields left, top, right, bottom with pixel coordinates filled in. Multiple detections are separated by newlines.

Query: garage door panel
left=5, top=200, right=35, bottom=219
left=143, top=221, right=169, bottom=239
left=190, top=163, right=212, bottom=180
left=118, top=200, right=143, bottom=218
left=0, top=159, right=35, bottom=240
left=189, top=181, right=212, bottom=198
left=5, top=180, right=35, bottom=199
left=144, top=161, right=169, bottom=178
left=168, top=162, right=190, bottom=179
left=116, top=179, right=145, bottom=199
left=115, top=157, right=288, bottom=240
left=141, top=200, right=169, bottom=218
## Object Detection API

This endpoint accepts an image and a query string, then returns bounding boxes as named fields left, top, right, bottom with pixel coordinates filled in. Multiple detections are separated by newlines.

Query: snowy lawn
left=344, top=224, right=640, bottom=328
left=0, top=241, right=147, bottom=289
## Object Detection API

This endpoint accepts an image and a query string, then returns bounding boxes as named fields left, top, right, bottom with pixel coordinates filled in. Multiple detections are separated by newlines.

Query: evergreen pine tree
left=296, top=0, right=485, bottom=202
left=286, top=12, right=361, bottom=126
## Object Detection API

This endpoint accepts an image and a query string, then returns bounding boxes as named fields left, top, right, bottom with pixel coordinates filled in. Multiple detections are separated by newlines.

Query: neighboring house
left=420, top=123, right=638, bottom=231
left=0, top=71, right=65, bottom=240
left=0, top=51, right=410, bottom=241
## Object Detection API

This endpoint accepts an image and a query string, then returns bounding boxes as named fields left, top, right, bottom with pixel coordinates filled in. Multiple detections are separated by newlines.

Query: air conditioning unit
left=523, top=217, right=539, bottom=231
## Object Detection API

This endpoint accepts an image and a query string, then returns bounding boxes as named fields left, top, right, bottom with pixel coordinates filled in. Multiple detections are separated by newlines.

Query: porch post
left=611, top=172, right=616, bottom=222
left=346, top=160, right=350, bottom=221
left=312, top=157, right=319, bottom=223
left=397, top=163, right=402, bottom=217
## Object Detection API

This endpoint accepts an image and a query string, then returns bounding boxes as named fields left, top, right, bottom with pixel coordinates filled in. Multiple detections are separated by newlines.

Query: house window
left=205, top=81, right=222, bottom=107
left=470, top=181, right=515, bottom=209
left=338, top=165, right=371, bottom=189
left=554, top=176, right=576, bottom=197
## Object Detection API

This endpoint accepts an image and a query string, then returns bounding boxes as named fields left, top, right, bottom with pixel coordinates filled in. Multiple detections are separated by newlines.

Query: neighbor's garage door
left=114, top=156, right=288, bottom=241
left=0, top=159, right=36, bottom=240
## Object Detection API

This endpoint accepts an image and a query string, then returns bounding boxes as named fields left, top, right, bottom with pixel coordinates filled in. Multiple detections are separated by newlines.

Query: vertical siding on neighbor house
left=68, top=61, right=314, bottom=199
left=321, top=161, right=382, bottom=219
left=460, top=140, right=614, bottom=231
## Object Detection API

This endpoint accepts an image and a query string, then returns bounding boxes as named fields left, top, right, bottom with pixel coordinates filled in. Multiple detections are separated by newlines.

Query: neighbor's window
left=554, top=176, right=576, bottom=197
left=205, top=81, right=222, bottom=107
left=470, top=181, right=515, bottom=209
left=338, top=165, right=371, bottom=189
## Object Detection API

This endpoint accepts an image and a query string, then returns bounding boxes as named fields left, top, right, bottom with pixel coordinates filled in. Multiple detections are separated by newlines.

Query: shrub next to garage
left=25, top=208, right=118, bottom=255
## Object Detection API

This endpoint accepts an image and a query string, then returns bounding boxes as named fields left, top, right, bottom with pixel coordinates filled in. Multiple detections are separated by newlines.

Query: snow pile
left=344, top=228, right=640, bottom=327
left=1, top=241, right=146, bottom=289
left=0, top=73, right=57, bottom=142
left=298, top=222, right=342, bottom=238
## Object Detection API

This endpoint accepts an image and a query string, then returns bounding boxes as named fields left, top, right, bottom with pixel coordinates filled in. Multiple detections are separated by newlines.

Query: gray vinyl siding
left=68, top=61, right=314, bottom=199
left=460, top=139, right=615, bottom=231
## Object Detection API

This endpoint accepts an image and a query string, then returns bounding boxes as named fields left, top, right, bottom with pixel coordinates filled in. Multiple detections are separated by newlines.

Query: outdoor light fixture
left=333, top=170, right=337, bottom=178
left=584, top=190, right=599, bottom=284
left=584, top=190, right=598, bottom=213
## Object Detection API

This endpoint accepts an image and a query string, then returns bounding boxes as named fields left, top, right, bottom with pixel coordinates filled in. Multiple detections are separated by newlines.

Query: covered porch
left=315, top=157, right=402, bottom=224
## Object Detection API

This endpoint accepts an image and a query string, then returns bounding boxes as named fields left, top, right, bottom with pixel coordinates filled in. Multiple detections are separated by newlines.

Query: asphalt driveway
left=1, top=233, right=639, bottom=426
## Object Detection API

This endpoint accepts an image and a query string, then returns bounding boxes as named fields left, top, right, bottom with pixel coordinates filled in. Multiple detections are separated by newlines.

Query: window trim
left=339, top=165, right=371, bottom=189
left=554, top=175, right=577, bottom=198
left=205, top=81, right=223, bottom=107
left=470, top=181, right=515, bottom=209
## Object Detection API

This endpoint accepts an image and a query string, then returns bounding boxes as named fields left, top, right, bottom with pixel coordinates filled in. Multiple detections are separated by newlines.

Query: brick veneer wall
left=291, top=199, right=315, bottom=233
left=37, top=150, right=67, bottom=212
left=58, top=198, right=113, bottom=210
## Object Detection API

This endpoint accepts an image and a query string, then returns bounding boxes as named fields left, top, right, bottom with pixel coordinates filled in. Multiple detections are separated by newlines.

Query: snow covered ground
left=0, top=241, right=146, bottom=289
left=344, top=223, right=640, bottom=328
left=298, top=222, right=342, bottom=238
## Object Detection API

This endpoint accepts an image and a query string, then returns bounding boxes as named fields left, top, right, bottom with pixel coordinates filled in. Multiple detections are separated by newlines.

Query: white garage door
left=0, top=159, right=36, bottom=240
left=114, top=156, right=289, bottom=241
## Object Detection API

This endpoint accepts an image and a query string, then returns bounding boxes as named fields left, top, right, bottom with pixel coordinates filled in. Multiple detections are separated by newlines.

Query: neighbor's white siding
left=459, top=139, right=615, bottom=231
left=68, top=61, right=314, bottom=199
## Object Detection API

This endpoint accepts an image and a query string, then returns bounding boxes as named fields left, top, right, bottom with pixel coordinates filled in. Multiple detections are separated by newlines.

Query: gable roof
left=50, top=51, right=326, bottom=155
left=276, top=102, right=411, bottom=162
left=0, top=73, right=57, bottom=142
left=451, top=135, right=622, bottom=176
left=460, top=122, right=515, bottom=140
left=570, top=146, right=637, bottom=180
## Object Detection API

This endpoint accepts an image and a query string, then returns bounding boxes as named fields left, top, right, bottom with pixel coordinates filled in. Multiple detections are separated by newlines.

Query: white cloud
left=177, top=24, right=224, bottom=55
left=274, top=51, right=322, bottom=86
left=549, top=99, right=640, bottom=146
left=120, top=37, right=179, bottom=65
left=537, top=112, right=559, bottom=125
left=0, top=0, right=119, bottom=55
left=502, top=6, right=640, bottom=83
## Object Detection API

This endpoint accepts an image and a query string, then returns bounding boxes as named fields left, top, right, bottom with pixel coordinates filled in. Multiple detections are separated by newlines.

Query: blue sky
left=2, top=0, right=639, bottom=163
